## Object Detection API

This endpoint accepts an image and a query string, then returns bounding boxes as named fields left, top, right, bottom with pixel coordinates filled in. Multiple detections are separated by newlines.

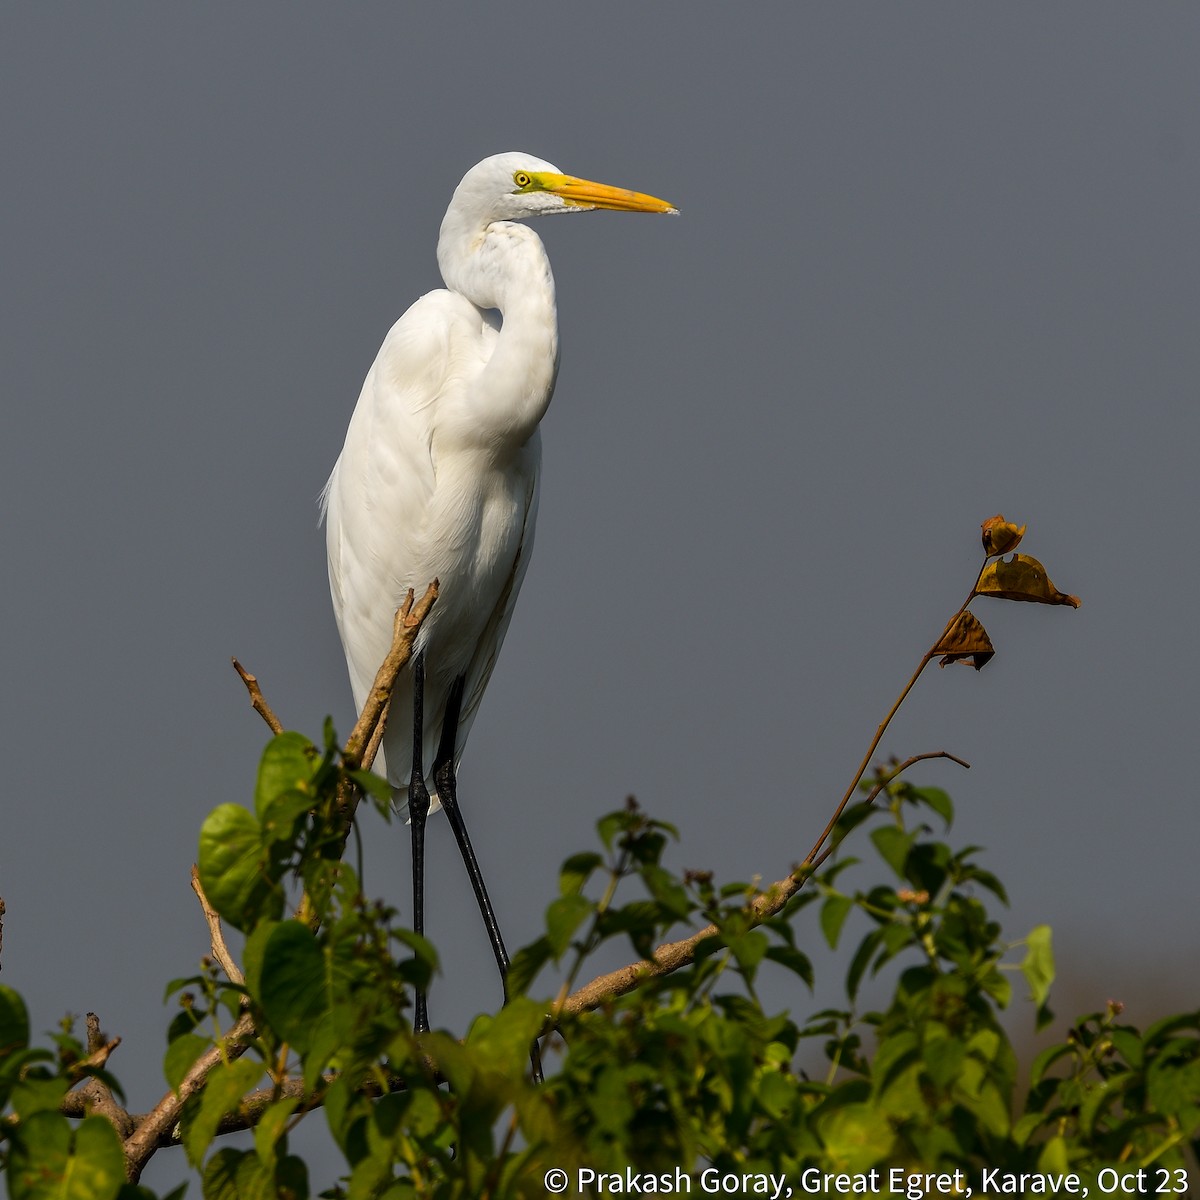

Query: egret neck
left=437, top=216, right=560, bottom=452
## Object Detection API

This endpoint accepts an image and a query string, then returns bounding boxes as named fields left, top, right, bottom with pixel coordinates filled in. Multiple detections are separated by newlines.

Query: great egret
left=323, top=153, right=676, bottom=1035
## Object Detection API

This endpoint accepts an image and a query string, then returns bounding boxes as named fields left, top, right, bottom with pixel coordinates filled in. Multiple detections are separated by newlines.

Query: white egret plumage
left=322, top=153, right=676, bottom=1037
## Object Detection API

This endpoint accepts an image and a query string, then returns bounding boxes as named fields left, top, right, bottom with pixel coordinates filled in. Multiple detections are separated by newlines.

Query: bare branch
left=61, top=1014, right=134, bottom=1138
left=232, top=658, right=284, bottom=735
left=190, top=865, right=244, bottom=986
left=0, top=894, right=5, bottom=970
left=344, top=581, right=439, bottom=771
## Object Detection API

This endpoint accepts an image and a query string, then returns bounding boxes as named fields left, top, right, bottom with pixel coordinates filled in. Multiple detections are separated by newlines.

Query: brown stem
left=803, top=559, right=989, bottom=866
left=806, top=750, right=970, bottom=874
left=342, top=581, right=439, bottom=772
left=191, top=865, right=244, bottom=986
left=232, top=659, right=283, bottom=735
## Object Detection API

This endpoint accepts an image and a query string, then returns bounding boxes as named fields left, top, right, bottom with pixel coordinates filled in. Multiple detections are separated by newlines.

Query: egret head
left=450, top=152, right=678, bottom=225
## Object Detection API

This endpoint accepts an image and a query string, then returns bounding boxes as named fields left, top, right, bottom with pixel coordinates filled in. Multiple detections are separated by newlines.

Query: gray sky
left=3, top=4, right=1197, bottom=1190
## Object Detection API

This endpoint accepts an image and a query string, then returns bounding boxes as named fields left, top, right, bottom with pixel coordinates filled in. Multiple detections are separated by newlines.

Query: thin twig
left=190, top=865, right=244, bottom=986
left=0, top=895, right=5, bottom=971
left=803, top=560, right=989, bottom=866
left=344, top=582, right=439, bottom=771
left=806, top=749, right=970, bottom=874
left=232, top=659, right=284, bottom=735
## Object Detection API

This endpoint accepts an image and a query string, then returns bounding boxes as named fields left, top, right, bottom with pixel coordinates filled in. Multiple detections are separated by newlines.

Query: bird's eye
left=513, top=171, right=532, bottom=189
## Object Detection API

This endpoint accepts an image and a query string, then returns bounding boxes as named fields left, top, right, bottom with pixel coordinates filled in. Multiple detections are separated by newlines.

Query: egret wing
left=324, top=292, right=472, bottom=763
left=448, top=456, right=541, bottom=777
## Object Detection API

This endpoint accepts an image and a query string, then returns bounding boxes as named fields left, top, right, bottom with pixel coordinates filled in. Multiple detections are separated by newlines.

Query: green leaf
left=1109, top=1026, right=1144, bottom=1067
left=922, top=1028, right=964, bottom=1088
left=259, top=921, right=328, bottom=1054
left=163, top=1032, right=210, bottom=1093
left=0, top=984, right=30, bottom=1055
left=544, top=894, right=593, bottom=956
left=8, top=1112, right=125, bottom=1200
left=596, top=900, right=663, bottom=959
left=846, top=928, right=882, bottom=1001
left=820, top=894, right=853, bottom=949
left=241, top=918, right=280, bottom=1000
left=1020, top=924, right=1055, bottom=1009
left=10, top=1070, right=69, bottom=1117
left=757, top=1069, right=794, bottom=1119
left=183, top=1056, right=264, bottom=1164
left=254, top=1095, right=301, bottom=1167
left=765, top=944, right=814, bottom=988
left=1037, top=1135, right=1070, bottom=1173
left=870, top=826, right=913, bottom=878
left=641, top=864, right=692, bottom=920
left=255, top=731, right=317, bottom=820
left=260, top=789, right=318, bottom=844
left=1148, top=1058, right=1200, bottom=1118
left=873, top=1031, right=920, bottom=1098
left=965, top=865, right=1009, bottom=905
left=597, top=811, right=627, bottom=851
left=724, top=930, right=769, bottom=975
left=0, top=986, right=31, bottom=1108
left=559, top=852, right=603, bottom=896
left=910, top=786, right=954, bottom=825
left=348, top=768, right=393, bottom=806
left=1029, top=1042, right=1074, bottom=1087
left=466, top=997, right=544, bottom=1075
left=1079, top=1071, right=1132, bottom=1137
left=275, top=1155, right=310, bottom=1200
left=506, top=937, right=551, bottom=998
left=980, top=967, right=1013, bottom=1010
left=817, top=1102, right=894, bottom=1172
left=203, top=1148, right=252, bottom=1200
left=1143, top=1011, right=1200, bottom=1047
left=693, top=932, right=725, bottom=962
left=198, top=804, right=282, bottom=931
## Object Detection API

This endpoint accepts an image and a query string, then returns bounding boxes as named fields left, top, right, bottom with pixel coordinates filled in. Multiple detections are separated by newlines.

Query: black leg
left=433, top=674, right=510, bottom=981
left=434, top=674, right=543, bottom=1082
left=408, top=652, right=432, bottom=1035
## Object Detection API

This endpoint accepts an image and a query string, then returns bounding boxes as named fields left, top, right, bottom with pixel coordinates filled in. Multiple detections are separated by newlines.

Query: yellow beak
left=534, top=171, right=678, bottom=215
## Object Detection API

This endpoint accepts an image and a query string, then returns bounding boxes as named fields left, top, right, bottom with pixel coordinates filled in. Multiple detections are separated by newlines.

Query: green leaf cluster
left=2, top=737, right=1197, bottom=1197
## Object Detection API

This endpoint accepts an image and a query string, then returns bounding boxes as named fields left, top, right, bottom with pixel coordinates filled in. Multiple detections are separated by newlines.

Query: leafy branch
left=556, top=515, right=1078, bottom=1017
left=0, top=518, right=1092, bottom=1190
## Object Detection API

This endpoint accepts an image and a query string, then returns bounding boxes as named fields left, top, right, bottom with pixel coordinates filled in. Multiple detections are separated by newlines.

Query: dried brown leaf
left=935, top=610, right=995, bottom=670
left=981, top=514, right=1027, bottom=556
left=975, top=554, right=1081, bottom=608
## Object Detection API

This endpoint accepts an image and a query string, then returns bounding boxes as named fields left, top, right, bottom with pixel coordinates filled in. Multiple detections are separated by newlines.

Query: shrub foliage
left=1, top=736, right=1197, bottom=1197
